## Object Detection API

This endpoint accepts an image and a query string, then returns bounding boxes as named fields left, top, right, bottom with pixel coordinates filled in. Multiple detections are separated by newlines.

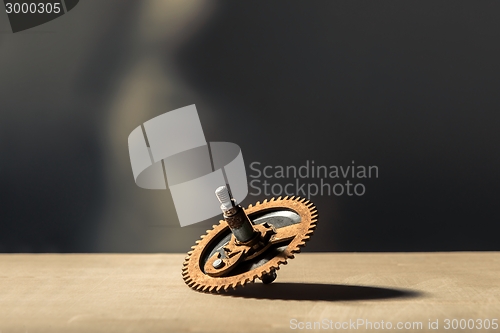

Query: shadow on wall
left=175, top=1, right=500, bottom=251
left=2, top=1, right=500, bottom=252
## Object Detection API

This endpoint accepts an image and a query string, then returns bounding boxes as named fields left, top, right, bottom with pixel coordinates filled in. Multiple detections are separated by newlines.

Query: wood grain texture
left=0, top=253, right=499, bottom=332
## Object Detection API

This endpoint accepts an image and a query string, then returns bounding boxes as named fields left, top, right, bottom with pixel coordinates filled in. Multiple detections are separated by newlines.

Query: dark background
left=1, top=1, right=499, bottom=253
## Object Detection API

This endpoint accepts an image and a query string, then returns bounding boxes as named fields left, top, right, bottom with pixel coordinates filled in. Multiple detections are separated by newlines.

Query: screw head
left=212, top=258, right=224, bottom=269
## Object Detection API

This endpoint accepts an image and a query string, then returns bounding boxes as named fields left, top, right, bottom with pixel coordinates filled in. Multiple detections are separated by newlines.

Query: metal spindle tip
left=215, top=186, right=230, bottom=203
left=215, top=186, right=235, bottom=210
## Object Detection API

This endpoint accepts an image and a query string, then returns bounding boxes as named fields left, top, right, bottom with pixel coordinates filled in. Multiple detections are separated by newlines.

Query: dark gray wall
left=1, top=1, right=499, bottom=252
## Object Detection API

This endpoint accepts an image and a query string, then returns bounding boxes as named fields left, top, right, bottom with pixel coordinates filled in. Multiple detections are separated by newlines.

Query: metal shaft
left=215, top=186, right=255, bottom=243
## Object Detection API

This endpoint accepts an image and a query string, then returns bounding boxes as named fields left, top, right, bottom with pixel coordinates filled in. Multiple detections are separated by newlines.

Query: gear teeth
left=183, top=195, right=318, bottom=293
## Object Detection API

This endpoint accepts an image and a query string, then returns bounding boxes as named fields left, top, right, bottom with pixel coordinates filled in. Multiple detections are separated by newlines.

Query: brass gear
left=182, top=196, right=318, bottom=292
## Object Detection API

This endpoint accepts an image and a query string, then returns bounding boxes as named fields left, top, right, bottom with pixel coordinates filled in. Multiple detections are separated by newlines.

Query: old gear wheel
left=182, top=196, right=318, bottom=292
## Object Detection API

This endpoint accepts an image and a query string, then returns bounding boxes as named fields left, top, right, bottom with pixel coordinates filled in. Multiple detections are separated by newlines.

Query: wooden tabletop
left=1, top=253, right=499, bottom=332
